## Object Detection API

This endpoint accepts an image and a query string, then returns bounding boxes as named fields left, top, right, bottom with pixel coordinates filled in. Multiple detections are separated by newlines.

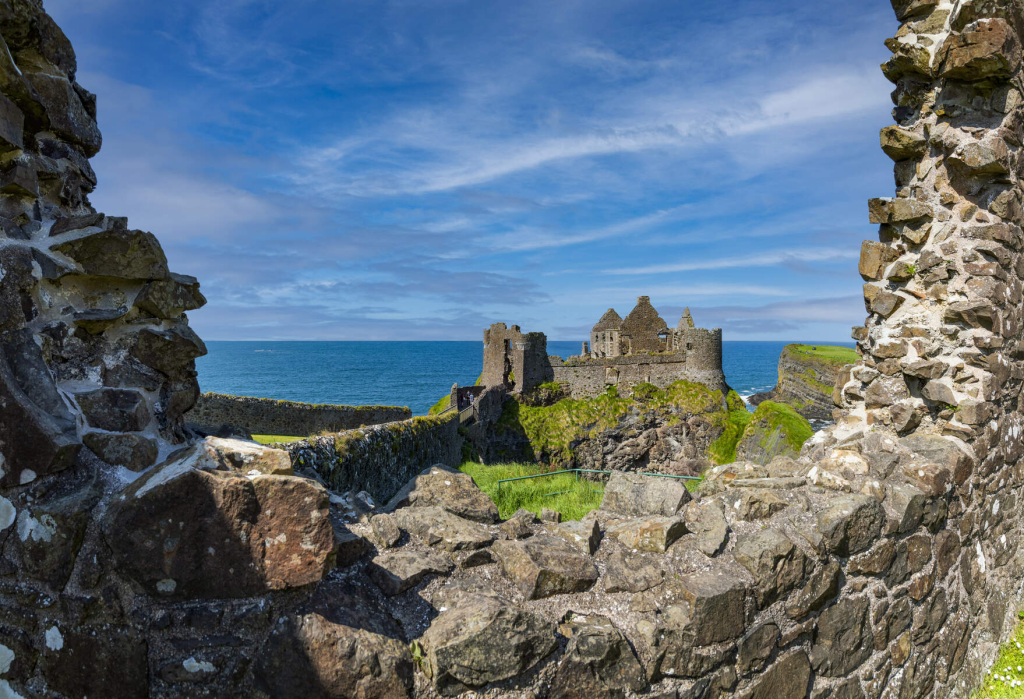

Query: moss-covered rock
left=735, top=400, right=814, bottom=464
left=750, top=344, right=858, bottom=421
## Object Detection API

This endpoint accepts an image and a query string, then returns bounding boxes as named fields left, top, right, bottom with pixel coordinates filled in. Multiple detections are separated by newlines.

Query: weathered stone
left=540, top=508, right=561, bottom=523
left=253, top=582, right=414, bottom=699
left=868, top=198, right=931, bottom=224
left=811, top=596, right=872, bottom=677
left=367, top=549, right=453, bottom=596
left=604, top=548, right=665, bottom=593
left=52, top=228, right=168, bottom=279
left=546, top=517, right=601, bottom=554
left=49, top=212, right=105, bottom=236
left=76, top=387, right=149, bottom=432
left=386, top=464, right=498, bottom=523
left=134, top=277, right=206, bottom=319
left=72, top=307, right=129, bottom=334
left=371, top=513, right=402, bottom=548
left=551, top=615, right=646, bottom=699
left=83, top=432, right=158, bottom=471
left=500, top=508, right=536, bottom=539
left=786, top=560, right=841, bottom=619
left=0, top=90, right=22, bottom=153
left=816, top=494, right=884, bottom=556
left=902, top=462, right=950, bottom=497
left=420, top=594, right=557, bottom=696
left=331, top=522, right=372, bottom=568
left=863, top=284, right=904, bottom=317
left=732, top=530, right=806, bottom=608
left=864, top=374, right=910, bottom=408
left=736, top=623, right=779, bottom=675
left=393, top=506, right=493, bottom=552
left=940, top=17, right=1020, bottom=80
left=102, top=455, right=335, bottom=598
left=949, top=138, right=1010, bottom=175
left=885, top=482, right=927, bottom=533
left=189, top=436, right=293, bottom=475
left=857, top=241, right=895, bottom=281
left=492, top=534, right=598, bottom=599
left=716, top=488, right=791, bottom=520
left=672, top=568, right=746, bottom=645
left=38, top=626, right=148, bottom=699
left=605, top=515, right=686, bottom=553
left=901, top=433, right=973, bottom=484
left=680, top=498, right=728, bottom=555
left=737, top=651, right=811, bottom=699
left=599, top=471, right=690, bottom=517
left=880, top=126, right=927, bottom=161
left=848, top=539, right=896, bottom=576
left=131, top=326, right=207, bottom=374
left=921, top=379, right=957, bottom=406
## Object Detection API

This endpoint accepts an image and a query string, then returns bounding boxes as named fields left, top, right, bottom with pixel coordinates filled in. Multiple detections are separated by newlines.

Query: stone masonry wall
left=186, top=392, right=410, bottom=437
left=282, top=412, right=461, bottom=504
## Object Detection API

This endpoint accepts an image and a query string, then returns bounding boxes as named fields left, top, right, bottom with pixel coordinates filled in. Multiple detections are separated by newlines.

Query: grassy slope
left=459, top=461, right=603, bottom=520
left=744, top=400, right=814, bottom=454
left=498, top=381, right=733, bottom=465
left=788, top=343, right=859, bottom=365
left=974, top=615, right=1024, bottom=699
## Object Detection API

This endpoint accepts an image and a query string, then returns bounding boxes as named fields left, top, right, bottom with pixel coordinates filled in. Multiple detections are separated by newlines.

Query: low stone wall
left=551, top=355, right=728, bottom=398
left=186, top=392, right=410, bottom=437
left=282, top=413, right=461, bottom=503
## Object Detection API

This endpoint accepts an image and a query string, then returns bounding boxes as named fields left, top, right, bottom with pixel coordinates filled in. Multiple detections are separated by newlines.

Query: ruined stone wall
left=186, top=392, right=410, bottom=437
left=282, top=413, right=461, bottom=504
left=481, top=322, right=554, bottom=393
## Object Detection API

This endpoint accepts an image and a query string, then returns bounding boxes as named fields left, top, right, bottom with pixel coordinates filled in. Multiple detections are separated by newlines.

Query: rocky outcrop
left=749, top=344, right=859, bottom=421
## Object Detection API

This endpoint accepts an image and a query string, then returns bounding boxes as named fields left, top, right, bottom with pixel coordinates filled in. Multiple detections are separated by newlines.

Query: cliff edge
left=749, top=344, right=858, bottom=421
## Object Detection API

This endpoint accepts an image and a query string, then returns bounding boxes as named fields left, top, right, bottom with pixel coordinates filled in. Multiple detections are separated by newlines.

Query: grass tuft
left=252, top=434, right=304, bottom=445
left=974, top=615, right=1024, bottom=699
left=459, top=461, right=604, bottom=521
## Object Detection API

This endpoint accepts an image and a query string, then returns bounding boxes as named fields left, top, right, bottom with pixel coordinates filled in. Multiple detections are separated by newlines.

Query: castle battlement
left=482, top=297, right=727, bottom=398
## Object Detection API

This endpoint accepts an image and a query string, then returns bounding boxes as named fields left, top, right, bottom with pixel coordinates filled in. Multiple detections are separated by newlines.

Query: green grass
left=707, top=398, right=754, bottom=464
left=974, top=615, right=1024, bottom=699
left=788, top=343, right=859, bottom=364
left=252, top=435, right=304, bottom=445
left=745, top=400, right=814, bottom=454
left=459, top=461, right=604, bottom=521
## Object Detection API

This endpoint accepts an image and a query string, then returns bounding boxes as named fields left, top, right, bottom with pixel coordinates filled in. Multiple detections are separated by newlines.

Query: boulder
left=672, top=568, right=746, bottom=645
left=253, top=582, right=414, bottom=699
left=492, top=534, right=599, bottom=599
left=370, top=513, right=402, bottom=549
left=734, top=651, right=811, bottom=699
left=131, top=326, right=207, bottom=375
left=386, top=464, right=498, bottom=523
left=190, top=436, right=293, bottom=475
left=51, top=228, right=168, bottom=279
left=940, top=17, right=1020, bottom=80
left=603, top=548, right=665, bottom=593
left=134, top=276, right=206, bottom=319
left=331, top=522, right=372, bottom=568
left=680, top=499, right=729, bottom=556
left=732, top=530, right=807, bottom=608
left=550, top=615, right=646, bottom=699
left=736, top=623, right=779, bottom=675
left=599, top=472, right=690, bottom=517
left=76, top=388, right=149, bottom=432
left=367, top=549, right=453, bottom=597
left=420, top=594, right=557, bottom=696
left=605, top=516, right=686, bottom=553
left=545, top=518, right=601, bottom=554
left=810, top=596, right=872, bottom=676
left=392, top=506, right=493, bottom=552
left=102, top=453, right=335, bottom=598
left=37, top=626, right=148, bottom=699
left=641, top=602, right=737, bottom=680
left=786, top=560, right=842, bottom=619
left=816, top=494, right=885, bottom=556
left=500, top=508, right=536, bottom=539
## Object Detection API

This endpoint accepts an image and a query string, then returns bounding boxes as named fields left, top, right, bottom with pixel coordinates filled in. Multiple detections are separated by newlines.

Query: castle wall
left=552, top=350, right=728, bottom=397
left=281, top=412, right=460, bottom=504
left=185, top=392, right=410, bottom=437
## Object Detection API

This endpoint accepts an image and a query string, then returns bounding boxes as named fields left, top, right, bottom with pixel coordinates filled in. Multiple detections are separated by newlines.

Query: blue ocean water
left=195, top=341, right=856, bottom=416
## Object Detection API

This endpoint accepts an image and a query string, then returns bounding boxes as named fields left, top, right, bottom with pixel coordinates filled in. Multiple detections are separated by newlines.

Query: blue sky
left=47, top=0, right=896, bottom=342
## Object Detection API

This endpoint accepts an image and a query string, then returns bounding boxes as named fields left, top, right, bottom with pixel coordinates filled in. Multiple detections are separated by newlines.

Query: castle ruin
left=481, top=296, right=727, bottom=398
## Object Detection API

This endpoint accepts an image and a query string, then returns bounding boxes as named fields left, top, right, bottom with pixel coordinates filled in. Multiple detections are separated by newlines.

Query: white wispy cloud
left=605, top=247, right=859, bottom=275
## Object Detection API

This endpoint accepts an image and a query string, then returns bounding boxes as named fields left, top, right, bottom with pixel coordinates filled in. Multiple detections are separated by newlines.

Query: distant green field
left=252, top=435, right=303, bottom=445
left=789, top=344, right=859, bottom=364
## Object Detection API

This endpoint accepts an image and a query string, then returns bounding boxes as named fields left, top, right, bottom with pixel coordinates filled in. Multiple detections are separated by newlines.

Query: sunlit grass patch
left=459, top=461, right=604, bottom=521
left=974, top=615, right=1024, bottom=699
left=252, top=435, right=304, bottom=445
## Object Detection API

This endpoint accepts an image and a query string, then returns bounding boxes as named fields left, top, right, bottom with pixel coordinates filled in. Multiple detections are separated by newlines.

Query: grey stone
left=605, top=515, right=686, bottom=553
left=642, top=603, right=738, bottom=680
left=732, top=530, right=807, bottom=608
left=83, top=432, right=158, bottom=471
left=386, top=464, right=499, bottom=523
left=420, top=594, right=557, bottom=696
left=370, top=513, right=401, bottom=549
left=680, top=499, right=728, bottom=555
left=500, top=508, right=535, bottom=539
left=603, top=548, right=665, bottom=593
left=393, top=506, right=494, bottom=552
left=76, top=388, right=149, bottom=432
left=735, top=651, right=811, bottom=699
left=786, top=560, right=841, bottom=619
left=736, top=623, right=779, bottom=675
left=52, top=228, right=168, bottom=279
left=367, top=549, right=453, bottom=596
left=600, top=471, right=690, bottom=517
left=673, top=568, right=746, bottom=646
left=492, top=534, right=598, bottom=599
left=540, top=508, right=561, bottom=523
left=546, top=517, right=601, bottom=554
left=134, top=277, right=206, bottom=319
left=810, top=596, right=872, bottom=677
left=551, top=615, right=646, bottom=699
left=816, top=494, right=884, bottom=556
left=131, top=327, right=208, bottom=375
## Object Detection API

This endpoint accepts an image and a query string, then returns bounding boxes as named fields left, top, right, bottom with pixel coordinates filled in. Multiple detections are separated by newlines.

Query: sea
left=195, top=341, right=856, bottom=416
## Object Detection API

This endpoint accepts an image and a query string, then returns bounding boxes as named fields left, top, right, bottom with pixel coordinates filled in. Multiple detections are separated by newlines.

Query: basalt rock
left=492, top=534, right=599, bottom=599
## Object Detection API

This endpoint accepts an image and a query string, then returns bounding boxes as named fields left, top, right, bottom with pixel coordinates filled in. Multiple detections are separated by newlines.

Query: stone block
left=393, top=506, right=493, bottom=551
left=879, top=125, right=927, bottom=161
left=868, top=198, right=931, bottom=224
left=492, top=534, right=598, bottom=599
left=599, top=471, right=690, bottom=517
left=733, top=530, right=806, bottom=608
left=674, top=568, right=746, bottom=645
left=386, top=464, right=498, bottom=523
left=810, top=596, right=872, bottom=676
left=75, top=387, right=148, bottom=432
left=52, top=228, right=169, bottom=280
left=816, top=494, right=884, bottom=556
left=940, top=18, right=1020, bottom=81
left=735, top=650, right=811, bottom=699
left=551, top=615, right=646, bottom=698
left=131, top=326, right=207, bottom=374
left=367, top=549, right=453, bottom=596
left=83, top=432, right=158, bottom=471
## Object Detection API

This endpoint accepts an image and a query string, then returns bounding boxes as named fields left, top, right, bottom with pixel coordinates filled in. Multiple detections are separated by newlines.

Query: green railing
left=496, top=468, right=701, bottom=497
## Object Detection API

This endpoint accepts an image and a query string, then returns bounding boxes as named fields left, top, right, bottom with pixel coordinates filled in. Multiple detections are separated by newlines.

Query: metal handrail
left=496, top=468, right=701, bottom=494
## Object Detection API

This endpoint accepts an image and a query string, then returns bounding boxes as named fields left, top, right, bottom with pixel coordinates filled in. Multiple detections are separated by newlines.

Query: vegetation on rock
left=735, top=400, right=814, bottom=463
left=974, top=614, right=1024, bottom=698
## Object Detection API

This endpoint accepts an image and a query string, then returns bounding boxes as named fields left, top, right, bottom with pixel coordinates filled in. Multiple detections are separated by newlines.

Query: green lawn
left=974, top=615, right=1024, bottom=699
left=252, top=435, right=304, bottom=445
left=789, top=343, right=859, bottom=364
left=459, top=461, right=604, bottom=521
